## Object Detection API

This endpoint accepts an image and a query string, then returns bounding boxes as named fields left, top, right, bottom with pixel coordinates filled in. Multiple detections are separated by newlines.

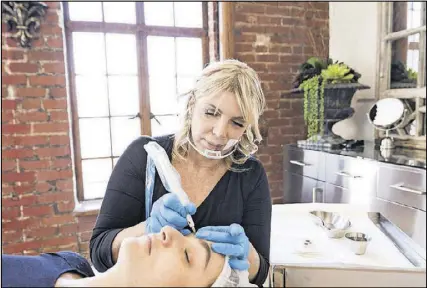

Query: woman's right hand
left=145, top=193, right=196, bottom=235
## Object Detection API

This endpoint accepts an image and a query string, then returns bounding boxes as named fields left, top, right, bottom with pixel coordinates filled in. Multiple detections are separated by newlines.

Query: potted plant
left=292, top=57, right=370, bottom=144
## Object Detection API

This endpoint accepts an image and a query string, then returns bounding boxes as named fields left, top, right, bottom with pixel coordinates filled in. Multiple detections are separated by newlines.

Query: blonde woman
left=90, top=59, right=272, bottom=286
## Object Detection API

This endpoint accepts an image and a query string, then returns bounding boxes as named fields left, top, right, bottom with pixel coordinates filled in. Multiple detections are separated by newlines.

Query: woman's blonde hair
left=173, top=59, right=266, bottom=169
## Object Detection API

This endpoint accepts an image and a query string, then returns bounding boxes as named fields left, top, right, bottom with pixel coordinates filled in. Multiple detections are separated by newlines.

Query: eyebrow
left=206, top=104, right=245, bottom=122
left=198, top=239, right=212, bottom=270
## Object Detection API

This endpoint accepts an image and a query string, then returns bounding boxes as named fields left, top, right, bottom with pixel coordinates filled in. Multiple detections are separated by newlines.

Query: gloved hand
left=145, top=193, right=196, bottom=236
left=195, top=223, right=250, bottom=270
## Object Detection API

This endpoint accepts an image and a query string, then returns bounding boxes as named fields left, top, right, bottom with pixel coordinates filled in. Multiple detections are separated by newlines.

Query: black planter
left=291, top=83, right=370, bottom=142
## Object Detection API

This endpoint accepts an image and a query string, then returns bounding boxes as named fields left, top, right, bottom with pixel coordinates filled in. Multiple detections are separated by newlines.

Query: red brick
left=35, top=182, right=51, bottom=193
left=2, top=207, right=21, bottom=218
left=46, top=38, right=64, bottom=49
left=36, top=146, right=70, bottom=157
left=49, top=88, right=67, bottom=98
left=38, top=191, right=74, bottom=204
left=15, top=135, right=49, bottom=146
left=51, top=158, right=72, bottom=169
left=33, top=123, right=69, bottom=133
left=2, top=135, right=15, bottom=146
left=37, top=169, right=73, bottom=181
left=1, top=50, right=24, bottom=60
left=79, top=231, right=93, bottom=242
left=2, top=230, right=22, bottom=243
left=256, top=54, right=279, bottom=62
left=20, top=160, right=50, bottom=170
left=16, top=111, right=48, bottom=122
left=50, top=111, right=69, bottom=121
left=50, top=135, right=70, bottom=145
left=2, top=160, right=16, bottom=172
left=28, top=50, right=64, bottom=62
left=29, top=76, right=65, bottom=86
left=2, top=75, right=26, bottom=85
left=14, top=184, right=36, bottom=195
left=2, top=110, right=14, bottom=122
left=46, top=1, right=60, bottom=9
left=42, top=215, right=75, bottom=226
left=45, top=12, right=59, bottom=24
left=43, top=99, right=67, bottom=109
left=26, top=227, right=58, bottom=239
left=78, top=221, right=95, bottom=232
left=22, top=205, right=54, bottom=217
left=2, top=99, right=17, bottom=110
left=57, top=201, right=75, bottom=213
left=2, top=195, right=38, bottom=207
left=56, top=179, right=74, bottom=190
left=43, top=236, right=77, bottom=248
left=8, top=63, right=39, bottom=73
left=2, top=218, right=41, bottom=231
left=59, top=223, right=78, bottom=235
left=42, top=62, right=65, bottom=74
left=2, top=124, right=31, bottom=134
left=2, top=171, right=36, bottom=183
left=16, top=88, right=46, bottom=98
left=22, top=99, right=42, bottom=110
left=39, top=25, right=63, bottom=36
left=2, top=148, right=34, bottom=159
left=237, top=54, right=255, bottom=62
left=1, top=185, right=14, bottom=196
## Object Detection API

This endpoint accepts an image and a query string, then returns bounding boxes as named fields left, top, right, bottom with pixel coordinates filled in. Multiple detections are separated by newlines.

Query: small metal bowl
left=345, top=232, right=372, bottom=255
left=309, top=211, right=351, bottom=238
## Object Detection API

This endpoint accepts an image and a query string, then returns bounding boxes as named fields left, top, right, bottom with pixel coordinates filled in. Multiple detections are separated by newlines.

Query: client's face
left=116, top=226, right=225, bottom=287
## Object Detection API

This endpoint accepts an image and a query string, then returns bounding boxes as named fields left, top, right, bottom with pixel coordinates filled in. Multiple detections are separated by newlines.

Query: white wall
left=329, top=2, right=381, bottom=140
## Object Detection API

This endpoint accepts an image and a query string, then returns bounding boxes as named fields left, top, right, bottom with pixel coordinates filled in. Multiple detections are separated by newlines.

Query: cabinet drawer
left=284, top=148, right=326, bottom=181
left=325, top=183, right=375, bottom=206
left=326, top=154, right=377, bottom=194
left=283, top=172, right=325, bottom=203
left=377, top=165, right=426, bottom=211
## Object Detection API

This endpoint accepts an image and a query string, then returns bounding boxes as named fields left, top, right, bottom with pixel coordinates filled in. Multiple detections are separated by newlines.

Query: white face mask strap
left=186, top=136, right=239, bottom=160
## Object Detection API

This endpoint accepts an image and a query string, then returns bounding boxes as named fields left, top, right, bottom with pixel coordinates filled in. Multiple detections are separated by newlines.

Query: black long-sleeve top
left=89, top=135, right=272, bottom=286
left=2, top=251, right=94, bottom=287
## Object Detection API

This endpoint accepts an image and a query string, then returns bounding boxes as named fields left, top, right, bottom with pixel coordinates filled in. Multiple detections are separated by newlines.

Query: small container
left=309, top=211, right=351, bottom=238
left=345, top=232, right=372, bottom=255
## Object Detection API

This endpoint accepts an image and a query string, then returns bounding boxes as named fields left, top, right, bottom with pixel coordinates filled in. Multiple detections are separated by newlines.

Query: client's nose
left=160, top=226, right=183, bottom=247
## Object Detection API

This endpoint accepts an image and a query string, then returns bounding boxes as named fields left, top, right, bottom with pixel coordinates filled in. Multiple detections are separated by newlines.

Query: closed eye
left=232, top=121, right=244, bottom=128
left=184, top=249, right=190, bottom=265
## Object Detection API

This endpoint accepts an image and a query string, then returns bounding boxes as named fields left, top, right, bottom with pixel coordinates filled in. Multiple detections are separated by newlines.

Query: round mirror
left=368, top=98, right=406, bottom=130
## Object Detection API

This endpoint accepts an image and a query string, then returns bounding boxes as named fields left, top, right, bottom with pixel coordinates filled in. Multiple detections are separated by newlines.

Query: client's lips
left=204, top=139, right=225, bottom=151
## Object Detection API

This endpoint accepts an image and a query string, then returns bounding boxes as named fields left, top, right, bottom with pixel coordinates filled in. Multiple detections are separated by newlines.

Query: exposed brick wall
left=232, top=2, right=329, bottom=203
left=1, top=1, right=329, bottom=256
left=1, top=2, right=91, bottom=258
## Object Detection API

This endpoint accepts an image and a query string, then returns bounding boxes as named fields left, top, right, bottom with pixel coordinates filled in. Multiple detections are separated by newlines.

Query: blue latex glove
left=145, top=193, right=196, bottom=236
left=195, top=223, right=250, bottom=270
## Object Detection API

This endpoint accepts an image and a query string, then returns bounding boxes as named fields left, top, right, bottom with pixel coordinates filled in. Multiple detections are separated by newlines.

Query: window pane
left=79, top=118, right=111, bottom=158
left=73, top=32, right=106, bottom=75
left=103, top=2, right=136, bottom=24
left=106, top=34, right=137, bottom=75
left=151, top=115, right=180, bottom=137
left=147, top=36, right=176, bottom=76
left=176, top=38, right=203, bottom=76
left=144, top=2, right=174, bottom=26
left=75, top=76, right=109, bottom=117
left=391, top=36, right=419, bottom=88
left=149, top=77, right=177, bottom=114
left=82, top=158, right=112, bottom=200
left=177, top=76, right=195, bottom=95
left=108, top=76, right=139, bottom=116
left=174, top=2, right=203, bottom=28
left=111, top=117, right=141, bottom=156
left=68, top=2, right=103, bottom=22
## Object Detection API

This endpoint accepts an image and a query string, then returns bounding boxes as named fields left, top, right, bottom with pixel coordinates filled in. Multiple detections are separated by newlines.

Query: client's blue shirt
left=2, top=251, right=95, bottom=287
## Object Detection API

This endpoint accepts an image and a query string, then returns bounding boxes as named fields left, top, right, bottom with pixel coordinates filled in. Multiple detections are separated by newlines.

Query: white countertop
left=270, top=203, right=424, bottom=271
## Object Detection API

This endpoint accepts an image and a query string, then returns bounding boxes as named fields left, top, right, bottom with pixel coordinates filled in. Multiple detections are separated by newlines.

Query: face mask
left=186, top=136, right=239, bottom=160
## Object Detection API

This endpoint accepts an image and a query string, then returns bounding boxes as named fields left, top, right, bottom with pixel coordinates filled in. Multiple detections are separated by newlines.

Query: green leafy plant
left=407, top=68, right=417, bottom=81
left=321, top=63, right=354, bottom=84
left=295, top=59, right=361, bottom=139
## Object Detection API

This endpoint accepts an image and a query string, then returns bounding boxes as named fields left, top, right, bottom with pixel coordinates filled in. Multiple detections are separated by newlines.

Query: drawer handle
left=390, top=183, right=426, bottom=195
left=290, top=160, right=310, bottom=167
left=335, top=171, right=361, bottom=179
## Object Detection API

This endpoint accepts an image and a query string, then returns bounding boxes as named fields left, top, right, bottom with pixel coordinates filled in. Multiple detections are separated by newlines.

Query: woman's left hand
left=195, top=223, right=250, bottom=270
